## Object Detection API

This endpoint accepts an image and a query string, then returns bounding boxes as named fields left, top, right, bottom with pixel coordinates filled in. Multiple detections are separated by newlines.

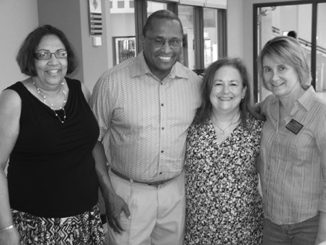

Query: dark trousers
left=262, top=215, right=319, bottom=245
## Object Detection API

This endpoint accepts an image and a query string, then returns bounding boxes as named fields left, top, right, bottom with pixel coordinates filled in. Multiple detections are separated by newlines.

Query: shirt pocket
left=288, top=130, right=315, bottom=166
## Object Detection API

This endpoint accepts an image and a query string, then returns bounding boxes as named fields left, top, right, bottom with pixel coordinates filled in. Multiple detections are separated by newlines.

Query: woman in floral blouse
left=184, top=58, right=263, bottom=245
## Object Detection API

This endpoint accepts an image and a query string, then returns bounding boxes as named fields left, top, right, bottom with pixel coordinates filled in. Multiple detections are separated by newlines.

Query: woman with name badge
left=258, top=36, right=326, bottom=245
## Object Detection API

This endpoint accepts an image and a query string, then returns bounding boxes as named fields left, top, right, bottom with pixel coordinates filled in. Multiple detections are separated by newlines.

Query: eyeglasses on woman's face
left=34, top=49, right=68, bottom=60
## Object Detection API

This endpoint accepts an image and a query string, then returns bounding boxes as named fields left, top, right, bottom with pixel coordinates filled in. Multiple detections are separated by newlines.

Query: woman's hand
left=103, top=191, right=130, bottom=234
left=0, top=227, right=20, bottom=245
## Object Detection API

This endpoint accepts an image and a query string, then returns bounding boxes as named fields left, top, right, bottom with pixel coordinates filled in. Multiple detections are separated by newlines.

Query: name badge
left=285, top=119, right=303, bottom=135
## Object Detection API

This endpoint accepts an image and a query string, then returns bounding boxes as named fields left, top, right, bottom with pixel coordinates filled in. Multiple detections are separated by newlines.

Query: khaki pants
left=106, top=170, right=185, bottom=245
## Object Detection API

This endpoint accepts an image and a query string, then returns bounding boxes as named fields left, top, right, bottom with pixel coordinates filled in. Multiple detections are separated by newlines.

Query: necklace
left=32, top=79, right=67, bottom=124
left=211, top=113, right=240, bottom=135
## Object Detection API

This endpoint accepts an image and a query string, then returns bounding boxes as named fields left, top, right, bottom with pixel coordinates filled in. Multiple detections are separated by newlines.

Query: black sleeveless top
left=6, top=78, right=99, bottom=218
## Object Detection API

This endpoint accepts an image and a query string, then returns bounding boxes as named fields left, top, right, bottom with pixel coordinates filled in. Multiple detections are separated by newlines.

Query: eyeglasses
left=146, top=37, right=182, bottom=49
left=34, top=49, right=68, bottom=60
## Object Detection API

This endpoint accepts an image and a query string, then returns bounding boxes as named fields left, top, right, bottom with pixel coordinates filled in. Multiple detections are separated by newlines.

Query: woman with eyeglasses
left=0, top=25, right=117, bottom=244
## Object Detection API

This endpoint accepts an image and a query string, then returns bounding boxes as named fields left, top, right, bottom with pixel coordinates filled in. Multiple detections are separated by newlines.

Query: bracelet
left=0, top=224, right=14, bottom=232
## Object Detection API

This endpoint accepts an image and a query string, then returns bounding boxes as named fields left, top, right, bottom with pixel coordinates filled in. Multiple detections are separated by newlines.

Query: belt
left=111, top=168, right=174, bottom=187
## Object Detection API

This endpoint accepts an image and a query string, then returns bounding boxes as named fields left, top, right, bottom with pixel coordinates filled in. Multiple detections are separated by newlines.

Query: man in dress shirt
left=91, top=9, right=201, bottom=245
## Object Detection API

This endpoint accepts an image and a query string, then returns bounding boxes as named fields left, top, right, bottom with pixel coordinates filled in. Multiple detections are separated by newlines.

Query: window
left=147, top=1, right=167, bottom=16
left=117, top=0, right=124, bottom=8
left=178, top=5, right=196, bottom=69
left=203, top=8, right=218, bottom=67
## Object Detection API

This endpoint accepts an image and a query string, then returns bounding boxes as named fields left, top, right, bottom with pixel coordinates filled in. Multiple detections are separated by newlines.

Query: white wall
left=0, top=0, right=38, bottom=90
left=226, top=0, right=244, bottom=59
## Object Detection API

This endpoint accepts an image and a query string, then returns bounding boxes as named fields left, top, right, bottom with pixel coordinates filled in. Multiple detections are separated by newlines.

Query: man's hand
left=104, top=192, right=130, bottom=233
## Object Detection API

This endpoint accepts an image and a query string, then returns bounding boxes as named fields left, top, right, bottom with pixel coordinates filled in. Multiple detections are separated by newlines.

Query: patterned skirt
left=12, top=205, right=105, bottom=245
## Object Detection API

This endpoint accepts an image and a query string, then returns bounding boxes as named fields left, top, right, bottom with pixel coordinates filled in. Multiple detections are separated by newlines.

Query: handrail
left=272, top=26, right=326, bottom=55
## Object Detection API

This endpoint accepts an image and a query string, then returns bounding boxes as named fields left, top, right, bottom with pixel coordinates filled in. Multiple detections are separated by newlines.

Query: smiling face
left=142, top=18, right=183, bottom=80
left=209, top=65, right=247, bottom=115
left=262, top=55, right=302, bottom=98
left=34, top=34, right=68, bottom=88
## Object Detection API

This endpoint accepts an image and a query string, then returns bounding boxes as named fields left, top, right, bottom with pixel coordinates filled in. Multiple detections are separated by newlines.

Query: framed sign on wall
left=88, top=0, right=103, bottom=46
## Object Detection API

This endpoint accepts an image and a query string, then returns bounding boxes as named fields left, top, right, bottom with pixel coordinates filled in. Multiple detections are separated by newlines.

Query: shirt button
left=161, top=150, right=164, bottom=153
left=162, top=127, right=164, bottom=130
left=161, top=103, right=164, bottom=106
left=159, top=172, right=162, bottom=175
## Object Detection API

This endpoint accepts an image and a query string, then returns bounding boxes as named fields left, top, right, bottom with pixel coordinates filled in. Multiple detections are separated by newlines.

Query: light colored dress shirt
left=91, top=52, right=201, bottom=182
left=259, top=86, right=326, bottom=225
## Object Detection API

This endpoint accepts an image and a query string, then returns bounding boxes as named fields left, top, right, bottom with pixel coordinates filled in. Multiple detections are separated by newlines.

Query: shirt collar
left=296, top=86, right=316, bottom=111
left=268, top=86, right=316, bottom=121
left=130, top=52, right=188, bottom=79
left=270, top=86, right=316, bottom=111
